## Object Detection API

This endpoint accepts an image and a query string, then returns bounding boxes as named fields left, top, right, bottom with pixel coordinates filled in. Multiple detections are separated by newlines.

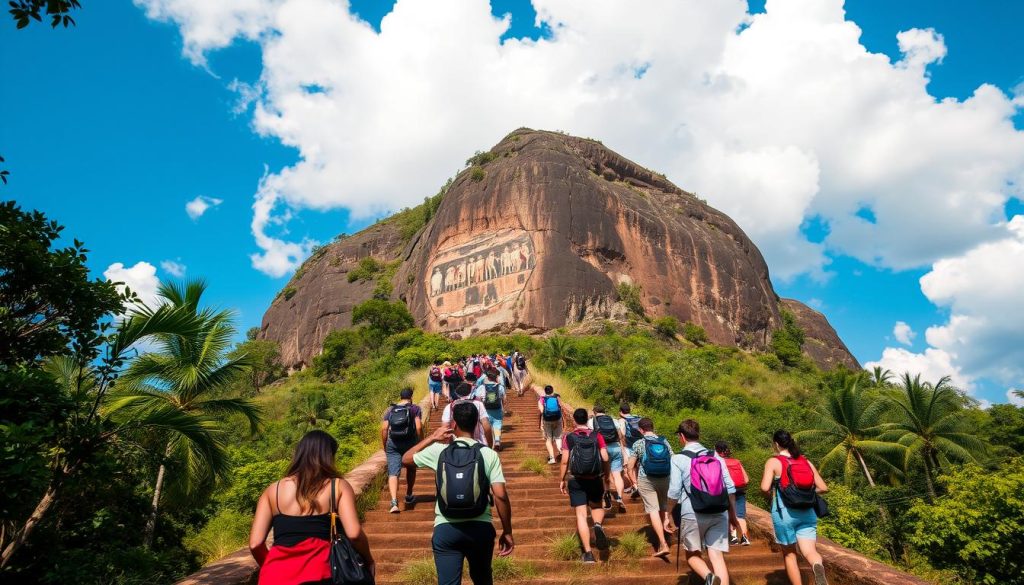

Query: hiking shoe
left=389, top=500, right=400, bottom=514
left=812, top=563, right=828, bottom=585
left=615, top=497, right=626, bottom=512
left=622, top=486, right=634, bottom=495
left=740, top=535, right=751, bottom=546
left=581, top=551, right=596, bottom=564
left=602, top=492, right=612, bottom=510
left=404, top=494, right=416, bottom=505
left=704, top=574, right=721, bottom=585
left=547, top=457, right=556, bottom=465
left=631, top=490, right=641, bottom=500
left=593, top=523, right=608, bottom=550
left=729, top=536, right=740, bottom=546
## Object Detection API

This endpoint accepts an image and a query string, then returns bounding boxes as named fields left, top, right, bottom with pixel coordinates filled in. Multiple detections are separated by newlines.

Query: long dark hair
left=772, top=429, right=802, bottom=458
left=285, top=430, right=340, bottom=513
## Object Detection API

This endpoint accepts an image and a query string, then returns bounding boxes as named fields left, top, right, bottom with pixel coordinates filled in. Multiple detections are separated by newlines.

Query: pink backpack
left=682, top=449, right=729, bottom=514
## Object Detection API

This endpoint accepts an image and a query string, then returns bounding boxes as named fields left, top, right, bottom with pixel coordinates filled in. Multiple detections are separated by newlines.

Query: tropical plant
left=796, top=380, right=904, bottom=486
left=770, top=310, right=805, bottom=367
left=879, top=374, right=985, bottom=499
left=542, top=335, right=576, bottom=371
left=108, top=280, right=261, bottom=547
left=871, top=366, right=894, bottom=387
left=292, top=391, right=331, bottom=432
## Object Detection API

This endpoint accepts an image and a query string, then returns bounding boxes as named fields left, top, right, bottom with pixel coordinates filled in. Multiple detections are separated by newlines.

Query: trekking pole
left=674, top=510, right=681, bottom=571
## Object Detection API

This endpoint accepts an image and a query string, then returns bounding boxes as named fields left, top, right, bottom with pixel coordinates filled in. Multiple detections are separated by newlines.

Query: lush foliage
left=615, top=282, right=645, bottom=317
left=682, top=321, right=708, bottom=345
left=652, top=316, right=678, bottom=338
left=771, top=309, right=806, bottom=367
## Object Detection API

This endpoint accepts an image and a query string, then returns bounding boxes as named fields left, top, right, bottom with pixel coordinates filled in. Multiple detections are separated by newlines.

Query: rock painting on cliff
left=427, top=230, right=536, bottom=334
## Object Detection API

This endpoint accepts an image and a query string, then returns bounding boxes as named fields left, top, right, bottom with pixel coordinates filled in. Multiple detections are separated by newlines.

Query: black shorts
left=567, top=477, right=604, bottom=508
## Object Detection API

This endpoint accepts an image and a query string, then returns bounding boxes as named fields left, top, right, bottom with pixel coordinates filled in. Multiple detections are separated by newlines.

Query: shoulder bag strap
left=329, top=478, right=338, bottom=541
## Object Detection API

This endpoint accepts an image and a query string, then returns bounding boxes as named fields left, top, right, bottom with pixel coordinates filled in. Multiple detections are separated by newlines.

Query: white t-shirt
left=441, top=399, right=489, bottom=443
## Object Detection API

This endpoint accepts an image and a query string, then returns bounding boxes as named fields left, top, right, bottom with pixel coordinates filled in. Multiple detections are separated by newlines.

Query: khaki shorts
left=680, top=511, right=730, bottom=553
left=542, top=419, right=563, bottom=441
left=637, top=474, right=670, bottom=514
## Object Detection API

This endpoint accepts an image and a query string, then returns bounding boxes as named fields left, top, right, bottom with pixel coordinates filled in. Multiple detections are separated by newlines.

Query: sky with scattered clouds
left=4, top=0, right=1023, bottom=404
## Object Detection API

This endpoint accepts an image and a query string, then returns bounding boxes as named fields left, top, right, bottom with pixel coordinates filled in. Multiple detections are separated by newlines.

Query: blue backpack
left=641, top=435, right=672, bottom=478
left=542, top=395, right=562, bottom=421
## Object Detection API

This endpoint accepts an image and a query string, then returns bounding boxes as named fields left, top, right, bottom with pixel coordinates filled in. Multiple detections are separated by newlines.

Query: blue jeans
left=432, top=521, right=496, bottom=585
left=486, top=409, right=503, bottom=443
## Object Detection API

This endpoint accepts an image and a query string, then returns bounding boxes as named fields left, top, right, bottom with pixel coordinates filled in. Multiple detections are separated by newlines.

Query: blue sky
left=3, top=0, right=1022, bottom=404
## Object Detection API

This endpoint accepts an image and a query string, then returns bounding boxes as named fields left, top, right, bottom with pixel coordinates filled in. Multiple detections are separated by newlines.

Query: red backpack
left=724, top=457, right=748, bottom=490
left=775, top=455, right=817, bottom=509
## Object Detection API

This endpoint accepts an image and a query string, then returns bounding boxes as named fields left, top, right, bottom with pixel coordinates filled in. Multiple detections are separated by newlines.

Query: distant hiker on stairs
left=627, top=417, right=674, bottom=559
left=442, top=382, right=493, bottom=447
left=588, top=404, right=627, bottom=512
left=381, top=387, right=423, bottom=513
left=428, top=361, right=444, bottom=410
left=538, top=385, right=564, bottom=464
left=403, top=402, right=514, bottom=585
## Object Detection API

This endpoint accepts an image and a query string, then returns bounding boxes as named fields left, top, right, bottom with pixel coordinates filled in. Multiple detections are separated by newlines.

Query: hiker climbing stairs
left=365, top=387, right=812, bottom=584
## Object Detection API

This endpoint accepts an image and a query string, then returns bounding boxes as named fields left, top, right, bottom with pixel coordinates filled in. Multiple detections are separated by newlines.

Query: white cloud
left=185, top=195, right=223, bottom=220
left=1006, top=390, right=1024, bottom=407
left=160, top=259, right=187, bottom=277
left=864, top=346, right=970, bottom=390
left=892, top=321, right=916, bottom=346
left=104, top=261, right=162, bottom=309
left=896, top=27, right=947, bottom=70
left=137, top=0, right=1024, bottom=282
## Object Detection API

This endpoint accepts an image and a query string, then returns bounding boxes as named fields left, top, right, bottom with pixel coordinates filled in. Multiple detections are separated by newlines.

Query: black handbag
left=813, top=493, right=831, bottom=518
left=328, top=480, right=375, bottom=585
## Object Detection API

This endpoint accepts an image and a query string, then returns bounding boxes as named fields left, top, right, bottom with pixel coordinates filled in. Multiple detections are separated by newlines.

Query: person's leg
left=544, top=436, right=555, bottom=461
left=738, top=518, right=749, bottom=540
left=797, top=538, right=823, bottom=566
left=707, top=549, right=729, bottom=585
left=388, top=474, right=399, bottom=503
left=405, top=463, right=417, bottom=499
left=574, top=505, right=592, bottom=553
left=638, top=477, right=668, bottom=551
left=611, top=471, right=625, bottom=500
left=432, top=524, right=467, bottom=585
left=700, top=512, right=731, bottom=584
left=686, top=550, right=712, bottom=578
left=779, top=544, right=802, bottom=585
left=464, top=522, right=497, bottom=585
left=386, top=445, right=401, bottom=512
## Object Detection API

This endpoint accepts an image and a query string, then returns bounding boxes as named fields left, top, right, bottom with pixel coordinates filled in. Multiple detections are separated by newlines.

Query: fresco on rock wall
left=426, top=230, right=536, bottom=332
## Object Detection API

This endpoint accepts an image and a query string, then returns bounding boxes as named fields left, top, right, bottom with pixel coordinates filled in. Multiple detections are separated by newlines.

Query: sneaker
left=704, top=574, right=722, bottom=585
left=812, top=563, right=828, bottom=585
left=389, top=500, right=400, bottom=514
left=615, top=497, right=626, bottom=512
left=602, top=492, right=612, bottom=510
left=740, top=535, right=751, bottom=546
left=404, top=494, right=416, bottom=505
left=547, top=456, right=556, bottom=465
left=623, top=486, right=634, bottom=495
left=729, top=536, right=740, bottom=546
left=593, top=523, right=608, bottom=550
left=581, top=551, right=596, bottom=564
left=631, top=490, right=641, bottom=500
left=494, top=443, right=502, bottom=452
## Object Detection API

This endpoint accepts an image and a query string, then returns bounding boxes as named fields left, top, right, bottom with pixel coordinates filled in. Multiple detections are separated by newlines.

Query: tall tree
left=8, top=0, right=80, bottom=29
left=109, top=280, right=261, bottom=548
left=796, top=381, right=904, bottom=486
left=880, top=374, right=986, bottom=499
left=870, top=366, right=894, bottom=387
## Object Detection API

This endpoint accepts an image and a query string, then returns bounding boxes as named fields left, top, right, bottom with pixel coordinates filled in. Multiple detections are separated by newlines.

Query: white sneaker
left=547, top=457, right=556, bottom=464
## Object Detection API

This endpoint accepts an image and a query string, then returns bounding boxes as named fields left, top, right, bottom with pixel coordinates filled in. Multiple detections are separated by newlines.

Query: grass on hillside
left=609, top=530, right=648, bottom=561
left=397, top=557, right=438, bottom=584
left=527, top=368, right=592, bottom=410
left=519, top=455, right=550, bottom=476
left=492, top=557, right=540, bottom=581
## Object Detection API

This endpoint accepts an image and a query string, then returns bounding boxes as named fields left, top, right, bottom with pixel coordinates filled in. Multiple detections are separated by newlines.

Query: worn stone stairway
left=366, top=388, right=811, bottom=584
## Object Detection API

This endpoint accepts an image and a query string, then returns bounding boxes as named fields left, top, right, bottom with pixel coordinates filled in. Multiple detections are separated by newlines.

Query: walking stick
left=674, top=506, right=682, bottom=572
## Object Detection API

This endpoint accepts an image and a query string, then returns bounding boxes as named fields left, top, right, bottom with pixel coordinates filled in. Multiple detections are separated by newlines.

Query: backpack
left=387, top=404, right=413, bottom=440
left=724, top=457, right=748, bottom=491
left=429, top=366, right=442, bottom=382
left=594, top=415, right=619, bottom=443
left=775, top=455, right=817, bottom=509
left=516, top=355, right=526, bottom=370
left=568, top=431, right=603, bottom=477
left=542, top=395, right=562, bottom=421
left=682, top=449, right=729, bottom=514
left=482, top=382, right=502, bottom=410
left=623, top=415, right=643, bottom=447
left=435, top=441, right=490, bottom=519
left=640, top=436, right=672, bottom=478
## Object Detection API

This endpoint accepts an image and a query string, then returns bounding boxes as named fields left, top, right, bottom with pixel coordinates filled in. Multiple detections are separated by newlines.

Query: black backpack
left=568, top=431, right=603, bottom=477
left=436, top=441, right=490, bottom=519
left=594, top=415, right=619, bottom=443
left=516, top=355, right=526, bottom=370
left=387, top=404, right=413, bottom=440
left=623, top=415, right=643, bottom=447
left=482, top=382, right=502, bottom=410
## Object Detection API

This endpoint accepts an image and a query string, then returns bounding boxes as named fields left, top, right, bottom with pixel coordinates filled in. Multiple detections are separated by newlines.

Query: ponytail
left=772, top=429, right=802, bottom=458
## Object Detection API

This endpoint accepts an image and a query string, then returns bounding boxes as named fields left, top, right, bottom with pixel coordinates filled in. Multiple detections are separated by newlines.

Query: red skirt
left=258, top=537, right=331, bottom=585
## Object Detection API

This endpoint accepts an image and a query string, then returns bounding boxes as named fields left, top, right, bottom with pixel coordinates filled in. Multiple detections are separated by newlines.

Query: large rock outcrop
left=782, top=299, right=861, bottom=371
left=260, top=129, right=857, bottom=371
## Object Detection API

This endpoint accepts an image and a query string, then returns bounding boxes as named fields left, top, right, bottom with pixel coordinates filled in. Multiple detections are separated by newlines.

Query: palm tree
left=543, top=336, right=576, bottom=371
left=108, top=280, right=261, bottom=547
left=293, top=391, right=331, bottom=432
left=879, top=373, right=986, bottom=499
left=1013, top=389, right=1024, bottom=401
left=870, top=366, right=894, bottom=388
left=796, top=380, right=904, bottom=486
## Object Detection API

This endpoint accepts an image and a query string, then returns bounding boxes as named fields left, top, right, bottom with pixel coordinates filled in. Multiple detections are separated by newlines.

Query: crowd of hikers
left=248, top=351, right=831, bottom=585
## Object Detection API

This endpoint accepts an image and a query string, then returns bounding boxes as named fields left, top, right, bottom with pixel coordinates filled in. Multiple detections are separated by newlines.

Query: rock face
left=782, top=299, right=861, bottom=371
left=259, top=129, right=857, bottom=371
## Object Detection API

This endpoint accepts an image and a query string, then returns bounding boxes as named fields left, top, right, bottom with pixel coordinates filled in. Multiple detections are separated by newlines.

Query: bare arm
left=335, top=479, right=375, bottom=573
left=760, top=459, right=777, bottom=495
left=415, top=415, right=423, bottom=439
left=380, top=421, right=389, bottom=449
left=559, top=446, right=570, bottom=494
left=249, top=485, right=274, bottom=564
left=809, top=461, right=828, bottom=493
left=491, top=482, right=515, bottom=556
left=403, top=425, right=453, bottom=467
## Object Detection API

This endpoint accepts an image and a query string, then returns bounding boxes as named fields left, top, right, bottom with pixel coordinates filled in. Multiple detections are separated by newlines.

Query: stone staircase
left=367, top=388, right=812, bottom=584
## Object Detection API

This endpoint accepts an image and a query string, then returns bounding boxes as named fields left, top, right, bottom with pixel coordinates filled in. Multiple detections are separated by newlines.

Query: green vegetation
left=491, top=557, right=539, bottom=581
left=347, top=256, right=384, bottom=283
left=390, top=179, right=449, bottom=241
left=519, top=455, right=550, bottom=476
left=466, top=150, right=498, bottom=166
left=609, top=531, right=648, bottom=561
left=281, top=286, right=297, bottom=300
left=397, top=557, right=438, bottom=584
left=615, top=282, right=645, bottom=317
left=548, top=532, right=582, bottom=561
left=771, top=309, right=806, bottom=367
left=653, top=316, right=679, bottom=338
left=470, top=167, right=486, bottom=182
left=682, top=321, right=708, bottom=345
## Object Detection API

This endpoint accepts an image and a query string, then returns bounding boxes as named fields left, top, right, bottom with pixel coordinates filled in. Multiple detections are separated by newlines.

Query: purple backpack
left=683, top=449, right=729, bottom=514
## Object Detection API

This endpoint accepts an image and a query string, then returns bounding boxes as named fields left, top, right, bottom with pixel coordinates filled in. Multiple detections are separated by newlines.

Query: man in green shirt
left=404, top=402, right=514, bottom=584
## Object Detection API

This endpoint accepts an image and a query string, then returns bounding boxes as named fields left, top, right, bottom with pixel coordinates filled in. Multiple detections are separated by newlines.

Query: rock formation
left=259, top=129, right=858, bottom=371
left=781, top=298, right=860, bottom=370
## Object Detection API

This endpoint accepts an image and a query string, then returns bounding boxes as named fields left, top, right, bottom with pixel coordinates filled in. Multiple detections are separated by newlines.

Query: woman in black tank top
left=249, top=430, right=375, bottom=584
